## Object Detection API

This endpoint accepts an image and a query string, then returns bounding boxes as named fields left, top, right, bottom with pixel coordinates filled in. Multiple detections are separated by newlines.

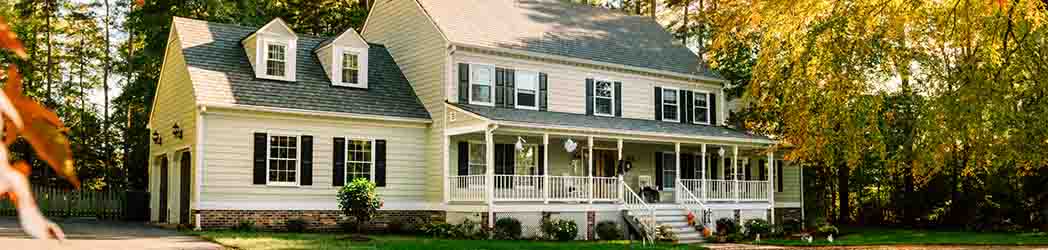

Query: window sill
left=515, top=105, right=539, bottom=110
left=265, top=183, right=300, bottom=187
left=594, top=113, right=614, bottom=117
left=471, top=101, right=495, bottom=107
left=257, top=74, right=294, bottom=82
left=333, top=82, right=368, bottom=89
left=662, top=119, right=681, bottom=123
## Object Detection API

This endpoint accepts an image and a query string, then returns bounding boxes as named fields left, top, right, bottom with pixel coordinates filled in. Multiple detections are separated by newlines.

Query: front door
left=179, top=151, right=192, bottom=225
left=593, top=150, right=617, bottom=177
left=158, top=156, right=168, bottom=223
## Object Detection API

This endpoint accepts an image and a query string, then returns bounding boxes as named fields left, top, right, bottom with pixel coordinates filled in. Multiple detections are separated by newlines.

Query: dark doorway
left=593, top=149, right=617, bottom=177
left=158, top=156, right=169, bottom=223
left=179, top=151, right=192, bottom=225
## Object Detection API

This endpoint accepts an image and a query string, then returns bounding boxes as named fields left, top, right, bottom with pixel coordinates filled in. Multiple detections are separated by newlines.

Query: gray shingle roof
left=450, top=103, right=770, bottom=142
left=417, top=0, right=717, bottom=78
left=172, top=17, right=430, bottom=120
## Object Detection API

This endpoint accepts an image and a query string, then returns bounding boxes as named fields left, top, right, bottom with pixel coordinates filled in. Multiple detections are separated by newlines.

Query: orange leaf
left=5, top=66, right=23, bottom=97
left=19, top=117, right=77, bottom=189
left=0, top=17, right=27, bottom=59
left=2, top=119, right=15, bottom=144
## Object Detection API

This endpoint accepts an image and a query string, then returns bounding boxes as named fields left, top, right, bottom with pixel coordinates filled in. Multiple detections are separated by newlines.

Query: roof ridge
left=173, top=16, right=332, bottom=40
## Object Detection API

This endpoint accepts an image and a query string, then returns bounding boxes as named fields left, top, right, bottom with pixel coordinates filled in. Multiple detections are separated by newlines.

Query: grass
left=193, top=231, right=706, bottom=250
left=757, top=227, right=1048, bottom=246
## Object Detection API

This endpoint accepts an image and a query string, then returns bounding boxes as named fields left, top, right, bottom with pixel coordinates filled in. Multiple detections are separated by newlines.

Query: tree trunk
left=104, top=0, right=112, bottom=177
left=649, top=0, right=656, bottom=19
left=837, top=160, right=850, bottom=225
left=45, top=0, right=52, bottom=105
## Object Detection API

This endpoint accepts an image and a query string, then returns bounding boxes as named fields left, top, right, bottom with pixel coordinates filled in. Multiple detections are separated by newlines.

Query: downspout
left=800, top=163, right=805, bottom=228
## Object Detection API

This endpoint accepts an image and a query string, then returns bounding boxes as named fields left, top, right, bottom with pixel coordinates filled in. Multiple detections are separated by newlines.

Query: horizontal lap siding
left=363, top=0, right=448, bottom=203
left=775, top=164, right=802, bottom=205
left=199, top=110, right=428, bottom=209
left=149, top=29, right=198, bottom=223
left=452, top=51, right=723, bottom=123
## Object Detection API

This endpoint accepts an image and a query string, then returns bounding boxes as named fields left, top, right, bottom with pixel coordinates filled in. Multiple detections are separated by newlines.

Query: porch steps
left=627, top=207, right=704, bottom=244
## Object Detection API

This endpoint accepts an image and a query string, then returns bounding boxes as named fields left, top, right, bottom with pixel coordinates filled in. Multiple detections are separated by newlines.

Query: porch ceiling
left=448, top=103, right=774, bottom=145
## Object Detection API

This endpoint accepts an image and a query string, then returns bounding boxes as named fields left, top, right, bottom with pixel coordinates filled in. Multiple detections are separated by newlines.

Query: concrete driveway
left=0, top=217, right=223, bottom=250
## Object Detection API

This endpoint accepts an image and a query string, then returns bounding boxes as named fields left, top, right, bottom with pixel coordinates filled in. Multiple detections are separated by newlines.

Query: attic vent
left=449, top=112, right=458, bottom=122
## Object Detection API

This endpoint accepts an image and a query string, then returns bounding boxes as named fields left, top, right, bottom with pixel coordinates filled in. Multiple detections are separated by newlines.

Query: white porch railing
left=622, top=182, right=656, bottom=243
left=449, top=175, right=486, bottom=201
left=548, top=176, right=590, bottom=201
left=494, top=175, right=544, bottom=201
left=704, top=179, right=734, bottom=201
left=591, top=177, right=620, bottom=202
left=676, top=179, right=711, bottom=227
left=738, top=180, right=770, bottom=201
left=689, top=179, right=770, bottom=202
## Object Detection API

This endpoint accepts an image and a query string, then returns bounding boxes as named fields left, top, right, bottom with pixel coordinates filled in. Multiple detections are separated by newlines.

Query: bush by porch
left=193, top=232, right=707, bottom=250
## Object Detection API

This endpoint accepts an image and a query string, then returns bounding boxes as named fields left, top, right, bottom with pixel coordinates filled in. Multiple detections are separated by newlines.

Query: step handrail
left=676, top=179, right=712, bottom=230
left=621, top=181, right=656, bottom=243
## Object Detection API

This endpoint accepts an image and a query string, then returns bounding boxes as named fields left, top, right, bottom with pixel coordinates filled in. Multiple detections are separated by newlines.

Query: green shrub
left=782, top=218, right=801, bottom=233
left=421, top=222, right=456, bottom=238
left=541, top=218, right=578, bottom=241
left=233, top=219, right=256, bottom=232
left=715, top=218, right=738, bottom=235
left=494, top=217, right=523, bottom=240
left=338, top=219, right=359, bottom=233
left=595, top=221, right=622, bottom=240
left=816, top=224, right=839, bottom=236
left=654, top=224, right=677, bottom=242
left=337, top=178, right=383, bottom=233
left=744, top=218, right=771, bottom=237
left=285, top=218, right=308, bottom=232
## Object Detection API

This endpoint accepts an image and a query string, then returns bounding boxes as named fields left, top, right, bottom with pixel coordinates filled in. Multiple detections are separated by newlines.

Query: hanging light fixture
left=717, top=147, right=725, bottom=157
left=563, top=138, right=577, bottom=153
left=515, top=137, right=527, bottom=151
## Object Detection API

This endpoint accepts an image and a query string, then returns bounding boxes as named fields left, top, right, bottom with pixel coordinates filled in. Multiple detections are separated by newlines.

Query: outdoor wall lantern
left=172, top=123, right=184, bottom=140
left=152, top=131, right=162, bottom=145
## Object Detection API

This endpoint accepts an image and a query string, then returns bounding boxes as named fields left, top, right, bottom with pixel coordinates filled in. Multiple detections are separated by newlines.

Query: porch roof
left=449, top=103, right=773, bottom=143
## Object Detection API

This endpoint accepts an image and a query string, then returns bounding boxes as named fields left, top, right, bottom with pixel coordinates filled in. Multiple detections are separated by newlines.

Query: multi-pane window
left=265, top=43, right=287, bottom=77
left=345, top=139, right=373, bottom=182
left=694, top=93, right=710, bottom=124
left=515, top=71, right=539, bottom=109
left=342, top=52, right=359, bottom=85
left=594, top=80, right=614, bottom=116
left=470, top=65, right=494, bottom=105
left=468, top=143, right=486, bottom=176
left=267, top=135, right=298, bottom=185
left=662, top=89, right=679, bottom=121
left=662, top=152, right=676, bottom=189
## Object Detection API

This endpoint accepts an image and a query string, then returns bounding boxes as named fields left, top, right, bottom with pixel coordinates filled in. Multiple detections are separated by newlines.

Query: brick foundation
left=195, top=209, right=445, bottom=231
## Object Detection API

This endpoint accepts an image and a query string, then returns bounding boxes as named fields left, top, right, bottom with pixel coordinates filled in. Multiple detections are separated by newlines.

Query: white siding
left=363, top=0, right=450, bottom=202
left=197, top=109, right=429, bottom=210
left=148, top=28, right=198, bottom=224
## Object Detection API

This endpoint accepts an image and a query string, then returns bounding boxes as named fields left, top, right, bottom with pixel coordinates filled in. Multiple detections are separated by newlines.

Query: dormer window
left=332, top=47, right=368, bottom=88
left=243, top=18, right=297, bottom=81
left=342, top=52, right=359, bottom=84
left=265, top=42, right=288, bottom=77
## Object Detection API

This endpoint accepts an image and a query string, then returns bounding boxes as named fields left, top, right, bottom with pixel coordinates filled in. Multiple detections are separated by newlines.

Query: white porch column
left=588, top=136, right=594, bottom=204
left=701, top=144, right=707, bottom=202
left=543, top=133, right=550, bottom=204
left=443, top=135, right=451, bottom=204
left=674, top=142, right=681, bottom=203
left=733, top=145, right=739, bottom=203
left=617, top=138, right=624, bottom=202
left=768, top=150, right=775, bottom=224
left=485, top=127, right=495, bottom=227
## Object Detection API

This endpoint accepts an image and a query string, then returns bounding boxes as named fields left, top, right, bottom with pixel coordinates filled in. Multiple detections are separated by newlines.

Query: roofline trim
left=314, top=27, right=370, bottom=52
left=495, top=120, right=777, bottom=145
left=362, top=0, right=451, bottom=44
left=202, top=103, right=433, bottom=124
left=451, top=42, right=728, bottom=84
left=445, top=102, right=494, bottom=123
left=148, top=22, right=187, bottom=128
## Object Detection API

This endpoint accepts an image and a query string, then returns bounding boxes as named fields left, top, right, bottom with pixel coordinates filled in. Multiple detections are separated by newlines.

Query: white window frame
left=343, top=138, right=376, bottom=184
left=261, top=39, right=292, bottom=81
left=334, top=47, right=368, bottom=88
left=265, top=134, right=300, bottom=186
left=514, top=70, right=540, bottom=110
left=692, top=90, right=711, bottom=125
left=469, top=64, right=496, bottom=106
left=593, top=79, right=616, bottom=117
left=661, top=152, right=676, bottom=190
left=467, top=142, right=487, bottom=187
left=660, top=86, right=681, bottom=122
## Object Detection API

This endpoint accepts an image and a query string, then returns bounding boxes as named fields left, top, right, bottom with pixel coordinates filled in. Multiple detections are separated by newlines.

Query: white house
left=148, top=0, right=804, bottom=242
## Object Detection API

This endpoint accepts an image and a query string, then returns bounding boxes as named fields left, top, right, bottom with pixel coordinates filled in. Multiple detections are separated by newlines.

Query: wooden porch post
left=733, top=145, right=739, bottom=203
left=701, top=144, right=707, bottom=202
left=543, top=133, right=550, bottom=204
left=674, top=142, right=681, bottom=203
left=588, top=136, right=594, bottom=204
left=768, top=150, right=775, bottom=224
left=486, top=127, right=495, bottom=226
left=617, top=138, right=624, bottom=202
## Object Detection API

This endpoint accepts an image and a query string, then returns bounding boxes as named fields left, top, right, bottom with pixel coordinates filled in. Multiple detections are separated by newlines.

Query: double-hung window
left=594, top=80, right=615, bottom=116
left=662, top=152, right=676, bottom=189
left=468, top=142, right=487, bottom=176
left=693, top=92, right=710, bottom=125
left=470, top=64, right=495, bottom=105
left=345, top=139, right=374, bottom=182
left=341, top=52, right=360, bottom=85
left=267, top=135, right=298, bottom=185
left=515, top=71, right=539, bottom=110
left=661, top=88, right=679, bottom=122
left=264, top=42, right=288, bottom=78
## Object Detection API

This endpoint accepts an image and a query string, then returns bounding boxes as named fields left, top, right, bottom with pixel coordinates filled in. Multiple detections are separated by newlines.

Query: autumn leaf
left=0, top=18, right=27, bottom=59
left=2, top=67, right=78, bottom=188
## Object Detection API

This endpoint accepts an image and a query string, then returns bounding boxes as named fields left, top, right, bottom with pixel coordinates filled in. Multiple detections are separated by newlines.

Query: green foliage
left=716, top=218, right=738, bottom=235
left=494, top=217, right=523, bottom=240
left=337, top=219, right=358, bottom=233
left=420, top=222, right=456, bottom=238
left=654, top=224, right=677, bottom=242
left=744, top=218, right=771, bottom=237
left=816, top=224, right=839, bottom=237
left=541, top=218, right=578, bottom=241
left=782, top=218, right=802, bottom=233
left=451, top=219, right=490, bottom=240
left=337, top=178, right=382, bottom=231
left=594, top=221, right=622, bottom=240
left=285, top=218, right=308, bottom=233
left=233, top=219, right=256, bottom=232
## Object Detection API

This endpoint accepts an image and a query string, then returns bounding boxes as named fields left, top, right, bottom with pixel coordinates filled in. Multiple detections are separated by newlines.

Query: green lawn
left=757, top=227, right=1048, bottom=246
left=193, top=231, right=705, bottom=250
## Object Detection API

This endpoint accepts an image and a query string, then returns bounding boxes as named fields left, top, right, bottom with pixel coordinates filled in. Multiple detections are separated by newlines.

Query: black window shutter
left=759, top=160, right=766, bottom=180
left=709, top=154, right=718, bottom=179
left=458, top=142, right=469, bottom=175
left=614, top=82, right=622, bottom=117
left=253, top=133, right=267, bottom=185
left=537, top=145, right=545, bottom=175
left=375, top=140, right=387, bottom=187
left=505, top=69, right=515, bottom=108
left=654, top=87, right=663, bottom=121
left=681, top=154, right=694, bottom=179
left=300, top=135, right=313, bottom=186
left=333, top=137, right=346, bottom=186
left=495, top=68, right=505, bottom=106
left=685, top=91, right=694, bottom=124
left=458, top=63, right=470, bottom=104
left=745, top=160, right=752, bottom=180
left=654, top=152, right=663, bottom=190
left=777, top=161, right=784, bottom=192
left=709, top=93, right=717, bottom=125
left=726, top=158, right=733, bottom=179
left=538, top=73, right=548, bottom=111
left=680, top=89, right=688, bottom=124
left=494, top=144, right=506, bottom=175
left=585, top=79, right=594, bottom=115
